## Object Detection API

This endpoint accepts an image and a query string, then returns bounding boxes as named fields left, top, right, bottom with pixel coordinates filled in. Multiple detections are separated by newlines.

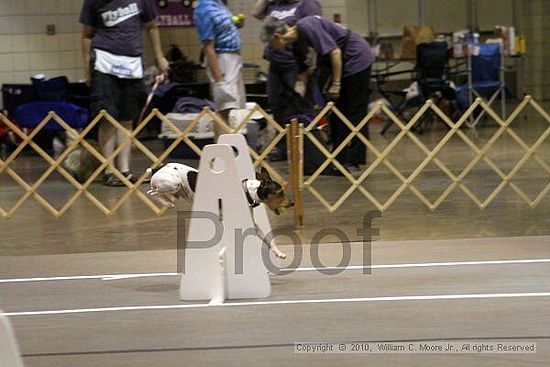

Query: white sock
left=116, top=126, right=131, bottom=173
left=102, top=133, right=116, bottom=175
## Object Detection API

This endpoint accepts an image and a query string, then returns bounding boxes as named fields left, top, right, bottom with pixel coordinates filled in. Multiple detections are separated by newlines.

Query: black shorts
left=90, top=70, right=146, bottom=122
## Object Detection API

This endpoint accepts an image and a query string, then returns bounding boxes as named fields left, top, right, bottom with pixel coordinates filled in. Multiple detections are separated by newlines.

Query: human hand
left=327, top=81, right=341, bottom=100
left=157, top=56, right=170, bottom=74
left=294, top=80, right=306, bottom=96
left=213, top=81, right=236, bottom=105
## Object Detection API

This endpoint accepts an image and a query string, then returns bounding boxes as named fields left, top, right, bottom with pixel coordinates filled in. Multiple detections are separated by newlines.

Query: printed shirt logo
left=101, top=3, right=139, bottom=27
left=270, top=8, right=297, bottom=20
left=111, top=64, right=132, bottom=77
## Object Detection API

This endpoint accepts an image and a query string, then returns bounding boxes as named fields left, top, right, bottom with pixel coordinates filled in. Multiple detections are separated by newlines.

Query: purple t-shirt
left=296, top=16, right=374, bottom=77
left=80, top=0, right=156, bottom=57
left=263, top=0, right=322, bottom=66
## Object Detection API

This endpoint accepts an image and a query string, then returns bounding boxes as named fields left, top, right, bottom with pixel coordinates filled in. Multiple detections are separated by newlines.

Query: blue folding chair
left=15, top=101, right=88, bottom=131
left=15, top=76, right=90, bottom=153
left=14, top=101, right=89, bottom=154
left=456, top=43, right=510, bottom=128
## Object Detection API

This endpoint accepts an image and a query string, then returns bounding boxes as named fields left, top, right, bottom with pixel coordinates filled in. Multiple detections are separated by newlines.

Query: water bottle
left=472, top=32, right=480, bottom=56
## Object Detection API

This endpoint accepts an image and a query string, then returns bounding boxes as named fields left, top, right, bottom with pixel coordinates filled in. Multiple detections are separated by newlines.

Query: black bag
left=277, top=84, right=316, bottom=123
left=169, top=60, right=197, bottom=83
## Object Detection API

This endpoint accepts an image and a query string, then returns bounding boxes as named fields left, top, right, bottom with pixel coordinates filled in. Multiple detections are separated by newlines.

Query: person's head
left=260, top=16, right=296, bottom=49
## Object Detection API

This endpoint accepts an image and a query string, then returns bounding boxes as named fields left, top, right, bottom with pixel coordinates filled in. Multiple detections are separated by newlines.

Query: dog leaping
left=146, top=163, right=293, bottom=259
left=146, top=163, right=293, bottom=213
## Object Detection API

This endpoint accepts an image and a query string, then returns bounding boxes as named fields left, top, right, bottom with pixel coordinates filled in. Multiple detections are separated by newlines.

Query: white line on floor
left=0, top=273, right=178, bottom=283
left=1, top=258, right=550, bottom=284
left=2, top=292, right=550, bottom=317
left=281, top=258, right=550, bottom=273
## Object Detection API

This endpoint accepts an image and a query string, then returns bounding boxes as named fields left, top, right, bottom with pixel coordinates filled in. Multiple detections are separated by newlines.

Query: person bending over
left=252, top=0, right=322, bottom=161
left=261, top=15, right=374, bottom=173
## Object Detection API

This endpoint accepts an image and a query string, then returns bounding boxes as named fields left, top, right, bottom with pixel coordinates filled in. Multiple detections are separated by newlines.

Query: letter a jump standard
left=180, top=140, right=271, bottom=301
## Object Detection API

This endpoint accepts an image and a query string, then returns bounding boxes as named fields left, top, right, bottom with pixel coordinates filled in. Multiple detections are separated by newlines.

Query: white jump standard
left=0, top=312, right=24, bottom=367
left=173, top=135, right=289, bottom=302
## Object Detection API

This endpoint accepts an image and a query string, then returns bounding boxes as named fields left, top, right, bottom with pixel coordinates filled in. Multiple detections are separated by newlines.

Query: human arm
left=79, top=0, right=95, bottom=86
left=294, top=72, right=309, bottom=96
left=251, top=0, right=270, bottom=20
left=327, top=48, right=342, bottom=99
left=295, top=46, right=316, bottom=95
left=203, top=40, right=224, bottom=83
left=202, top=40, right=235, bottom=116
left=80, top=25, right=94, bottom=86
left=145, top=20, right=170, bottom=73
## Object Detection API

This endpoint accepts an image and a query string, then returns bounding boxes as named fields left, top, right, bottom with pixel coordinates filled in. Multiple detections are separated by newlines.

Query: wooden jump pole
left=286, top=118, right=304, bottom=226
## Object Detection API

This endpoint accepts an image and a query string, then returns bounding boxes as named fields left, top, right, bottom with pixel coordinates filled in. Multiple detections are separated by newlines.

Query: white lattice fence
left=1, top=95, right=548, bottom=220
left=0, top=105, right=287, bottom=219
left=301, top=95, right=550, bottom=213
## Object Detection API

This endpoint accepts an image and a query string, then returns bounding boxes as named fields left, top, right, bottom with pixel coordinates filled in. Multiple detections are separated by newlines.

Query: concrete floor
left=1, top=110, right=550, bottom=366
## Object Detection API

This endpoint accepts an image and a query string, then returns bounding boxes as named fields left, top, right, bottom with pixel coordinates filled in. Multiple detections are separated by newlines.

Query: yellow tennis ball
left=232, top=15, right=240, bottom=24
left=277, top=207, right=287, bottom=215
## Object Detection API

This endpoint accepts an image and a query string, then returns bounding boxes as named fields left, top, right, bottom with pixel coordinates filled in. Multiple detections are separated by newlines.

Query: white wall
left=319, top=0, right=346, bottom=21
left=0, top=0, right=267, bottom=87
left=0, top=0, right=547, bottom=104
left=521, top=0, right=550, bottom=100
left=0, top=0, right=83, bottom=85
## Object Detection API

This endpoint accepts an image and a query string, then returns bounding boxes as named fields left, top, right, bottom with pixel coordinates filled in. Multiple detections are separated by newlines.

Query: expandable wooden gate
left=1, top=95, right=549, bottom=221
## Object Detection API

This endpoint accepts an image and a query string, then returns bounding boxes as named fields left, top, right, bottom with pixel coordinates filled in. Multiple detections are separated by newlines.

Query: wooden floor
left=1, top=111, right=550, bottom=366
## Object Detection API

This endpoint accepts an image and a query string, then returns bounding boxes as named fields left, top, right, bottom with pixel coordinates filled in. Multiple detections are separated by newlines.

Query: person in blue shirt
left=194, top=0, right=246, bottom=141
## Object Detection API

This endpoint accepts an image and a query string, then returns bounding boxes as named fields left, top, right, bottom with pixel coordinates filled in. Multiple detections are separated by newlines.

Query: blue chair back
left=472, top=44, right=501, bottom=83
left=31, top=76, right=69, bottom=102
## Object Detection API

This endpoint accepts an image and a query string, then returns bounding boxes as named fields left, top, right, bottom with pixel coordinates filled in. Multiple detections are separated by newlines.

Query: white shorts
left=206, top=52, right=246, bottom=111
